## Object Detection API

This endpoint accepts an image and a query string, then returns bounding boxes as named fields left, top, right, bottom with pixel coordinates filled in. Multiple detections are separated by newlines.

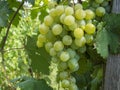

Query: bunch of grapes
left=37, top=3, right=97, bottom=90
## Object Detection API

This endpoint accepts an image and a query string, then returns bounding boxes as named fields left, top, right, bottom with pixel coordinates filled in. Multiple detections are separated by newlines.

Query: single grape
left=52, top=24, right=63, bottom=35
left=75, top=9, right=86, bottom=20
left=95, top=0, right=104, bottom=4
left=56, top=5, right=64, bottom=16
left=45, top=42, right=53, bottom=53
left=58, top=62, right=68, bottom=71
left=65, top=6, right=74, bottom=15
left=85, top=9, right=95, bottom=20
left=39, top=23, right=49, bottom=35
left=69, top=83, right=78, bottom=90
left=59, top=71, right=69, bottom=80
left=78, top=45, right=87, bottom=53
left=49, top=8, right=57, bottom=17
left=74, top=28, right=84, bottom=39
left=45, top=30, right=56, bottom=42
left=71, top=42, right=79, bottom=50
left=37, top=34, right=46, bottom=43
left=69, top=76, right=76, bottom=83
left=48, top=1, right=57, bottom=9
left=54, top=41, right=64, bottom=51
left=49, top=48, right=57, bottom=56
left=60, top=51, right=70, bottom=62
left=61, top=79, right=70, bottom=88
left=36, top=40, right=43, bottom=48
left=44, top=15, right=53, bottom=26
left=64, top=15, right=75, bottom=26
left=84, top=23, right=96, bottom=34
left=62, top=35, right=72, bottom=46
left=51, top=56, right=59, bottom=63
left=85, top=34, right=93, bottom=44
left=69, top=23, right=77, bottom=31
left=77, top=20, right=86, bottom=28
left=74, top=3, right=83, bottom=10
left=68, top=58, right=79, bottom=72
left=96, top=7, right=106, bottom=17
left=60, top=14, right=66, bottom=24
left=74, top=36, right=86, bottom=47
left=67, top=48, right=76, bottom=59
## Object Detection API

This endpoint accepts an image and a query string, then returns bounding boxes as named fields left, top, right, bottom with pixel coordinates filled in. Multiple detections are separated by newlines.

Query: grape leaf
left=96, top=29, right=109, bottom=58
left=16, top=79, right=52, bottom=90
left=25, top=35, right=51, bottom=75
left=0, top=1, right=10, bottom=27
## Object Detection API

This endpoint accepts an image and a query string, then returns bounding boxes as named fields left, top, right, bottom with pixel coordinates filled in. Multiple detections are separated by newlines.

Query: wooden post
left=104, top=0, right=120, bottom=90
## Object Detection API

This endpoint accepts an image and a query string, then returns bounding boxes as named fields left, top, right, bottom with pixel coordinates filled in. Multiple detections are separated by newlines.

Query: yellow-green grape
left=60, top=14, right=66, bottom=24
left=37, top=34, right=46, bottom=43
left=58, top=62, right=68, bottom=71
left=49, top=8, right=57, bottom=17
left=48, top=1, right=57, bottom=9
left=74, top=37, right=86, bottom=47
left=49, top=48, right=57, bottom=56
left=64, top=15, right=75, bottom=26
left=45, top=42, right=53, bottom=53
left=56, top=5, right=64, bottom=16
left=62, top=35, right=72, bottom=46
left=59, top=71, right=69, bottom=80
left=67, top=48, right=76, bottom=59
left=69, top=23, right=77, bottom=31
left=84, top=23, right=96, bottom=34
left=96, top=7, right=106, bottom=17
left=69, top=76, right=76, bottom=83
left=53, top=41, right=64, bottom=51
left=85, top=9, right=95, bottom=20
left=85, top=34, right=93, bottom=44
left=52, top=24, right=63, bottom=35
left=65, top=6, right=74, bottom=15
left=44, top=15, right=53, bottom=26
left=51, top=56, right=59, bottom=63
left=69, top=83, right=78, bottom=90
left=74, top=3, right=83, bottom=10
left=74, top=28, right=84, bottom=39
left=60, top=51, right=70, bottom=62
left=61, top=79, right=70, bottom=88
left=45, top=30, right=56, bottom=42
left=75, top=9, right=86, bottom=20
left=36, top=40, right=43, bottom=48
left=39, top=23, right=49, bottom=34
left=95, top=0, right=104, bottom=4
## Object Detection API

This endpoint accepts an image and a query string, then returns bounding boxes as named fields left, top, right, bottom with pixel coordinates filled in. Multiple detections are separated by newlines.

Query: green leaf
left=7, top=0, right=21, bottom=8
left=96, top=29, right=109, bottom=58
left=25, top=35, right=51, bottom=75
left=0, top=1, right=10, bottom=27
left=16, top=79, right=53, bottom=90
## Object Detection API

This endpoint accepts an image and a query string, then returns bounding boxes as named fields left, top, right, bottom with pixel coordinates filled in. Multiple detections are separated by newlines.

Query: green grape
left=49, top=8, right=57, bottom=17
left=61, top=79, right=70, bottom=88
left=74, top=28, right=84, bottom=39
left=39, top=23, right=49, bottom=34
left=85, top=9, right=95, bottom=20
left=60, top=14, right=66, bottom=24
left=69, top=83, right=78, bottom=90
left=60, top=29, right=68, bottom=38
left=56, top=5, right=64, bottom=16
left=85, top=34, right=93, bottom=44
left=45, top=42, right=53, bottom=53
left=62, top=35, right=72, bottom=46
left=95, top=0, right=104, bottom=4
left=54, top=41, right=64, bottom=51
left=77, top=20, right=86, bottom=27
left=49, top=48, right=57, bottom=56
left=101, top=1, right=109, bottom=7
left=68, top=23, right=77, bottom=31
left=67, top=48, right=76, bottom=59
left=65, top=6, right=74, bottom=15
left=48, top=1, right=57, bottom=9
left=68, top=58, right=79, bottom=72
left=74, top=54, right=80, bottom=61
left=36, top=40, right=43, bottom=48
left=71, top=42, right=79, bottom=50
left=75, top=9, right=86, bottom=20
left=58, top=62, right=68, bottom=71
left=52, top=24, right=63, bottom=35
left=84, top=23, right=96, bottom=34
left=60, top=51, right=70, bottom=62
left=59, top=71, right=69, bottom=80
left=46, top=30, right=56, bottom=42
left=37, top=34, right=46, bottom=43
left=92, top=2, right=100, bottom=8
left=78, top=45, right=87, bottom=53
left=51, top=56, right=59, bottom=63
left=96, top=7, right=106, bottom=17
left=69, top=76, right=76, bottom=83
left=64, top=15, right=75, bottom=26
left=74, top=36, right=86, bottom=47
left=74, top=3, right=83, bottom=10
left=44, top=15, right=53, bottom=26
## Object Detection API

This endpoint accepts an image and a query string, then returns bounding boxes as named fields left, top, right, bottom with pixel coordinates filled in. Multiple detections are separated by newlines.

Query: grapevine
left=36, top=0, right=111, bottom=89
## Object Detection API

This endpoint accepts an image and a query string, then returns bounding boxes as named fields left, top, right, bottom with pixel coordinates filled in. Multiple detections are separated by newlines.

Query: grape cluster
left=37, top=3, right=96, bottom=90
